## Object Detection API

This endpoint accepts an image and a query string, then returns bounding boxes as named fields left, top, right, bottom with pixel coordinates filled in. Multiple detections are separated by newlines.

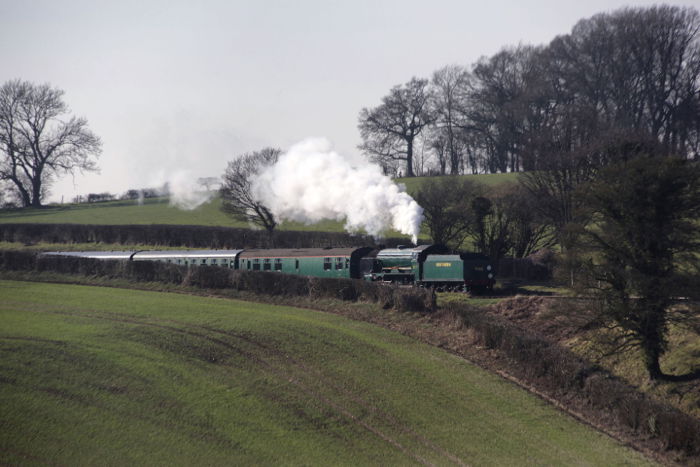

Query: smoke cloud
left=252, top=138, right=424, bottom=243
left=167, top=170, right=215, bottom=210
left=150, top=169, right=215, bottom=210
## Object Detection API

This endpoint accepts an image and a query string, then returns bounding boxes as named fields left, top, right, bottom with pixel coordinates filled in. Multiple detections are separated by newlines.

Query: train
left=44, top=245, right=495, bottom=292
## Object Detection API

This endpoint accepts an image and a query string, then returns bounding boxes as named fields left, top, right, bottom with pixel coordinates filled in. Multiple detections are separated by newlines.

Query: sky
left=1, top=0, right=698, bottom=203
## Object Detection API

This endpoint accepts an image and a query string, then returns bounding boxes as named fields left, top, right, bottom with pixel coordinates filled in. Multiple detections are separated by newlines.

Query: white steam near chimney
left=252, top=138, right=424, bottom=243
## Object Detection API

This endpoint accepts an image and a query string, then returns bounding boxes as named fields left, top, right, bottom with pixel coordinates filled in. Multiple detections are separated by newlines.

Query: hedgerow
left=445, top=304, right=700, bottom=459
left=0, top=250, right=434, bottom=314
left=0, top=223, right=405, bottom=249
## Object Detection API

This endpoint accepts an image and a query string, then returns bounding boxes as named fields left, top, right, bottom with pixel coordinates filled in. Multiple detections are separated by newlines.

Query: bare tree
left=578, top=156, right=700, bottom=380
left=468, top=45, right=549, bottom=173
left=358, top=77, right=434, bottom=177
left=414, top=177, right=480, bottom=249
left=544, top=6, right=700, bottom=159
left=430, top=65, right=472, bottom=174
left=0, top=80, right=101, bottom=207
left=500, top=183, right=555, bottom=258
left=220, top=148, right=281, bottom=236
left=197, top=176, right=220, bottom=191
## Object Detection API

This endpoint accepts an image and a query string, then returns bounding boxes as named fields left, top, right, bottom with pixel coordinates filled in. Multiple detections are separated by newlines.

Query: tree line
left=359, top=5, right=700, bottom=177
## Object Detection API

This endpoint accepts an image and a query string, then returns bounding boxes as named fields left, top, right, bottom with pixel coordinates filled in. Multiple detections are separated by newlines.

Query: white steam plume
left=252, top=138, right=424, bottom=243
left=151, top=169, right=215, bottom=210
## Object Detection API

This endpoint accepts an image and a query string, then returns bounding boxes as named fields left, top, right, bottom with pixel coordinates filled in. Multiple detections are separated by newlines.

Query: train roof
left=238, top=247, right=369, bottom=259
left=376, top=244, right=449, bottom=258
left=42, top=251, right=136, bottom=260
left=133, top=250, right=243, bottom=259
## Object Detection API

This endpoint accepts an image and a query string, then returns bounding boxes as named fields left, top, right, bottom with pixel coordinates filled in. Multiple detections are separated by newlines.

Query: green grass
left=568, top=317, right=700, bottom=419
left=0, top=196, right=348, bottom=231
left=0, top=280, right=651, bottom=466
left=0, top=174, right=517, bottom=231
left=0, top=241, right=195, bottom=252
left=437, top=292, right=506, bottom=308
left=396, top=172, right=520, bottom=193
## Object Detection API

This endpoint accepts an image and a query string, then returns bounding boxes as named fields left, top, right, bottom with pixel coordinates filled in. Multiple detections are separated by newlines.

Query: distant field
left=0, top=196, right=339, bottom=229
left=396, top=172, right=519, bottom=193
left=0, top=173, right=518, bottom=229
left=0, top=280, right=650, bottom=465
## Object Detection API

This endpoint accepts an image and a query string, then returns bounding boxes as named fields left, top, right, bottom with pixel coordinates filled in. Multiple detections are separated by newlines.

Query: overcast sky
left=2, top=0, right=698, bottom=203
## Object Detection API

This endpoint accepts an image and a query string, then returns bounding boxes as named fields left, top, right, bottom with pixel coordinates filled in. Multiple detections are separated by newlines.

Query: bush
left=0, top=223, right=408, bottom=249
left=449, top=302, right=700, bottom=459
left=0, top=250, right=35, bottom=270
left=0, top=251, right=436, bottom=314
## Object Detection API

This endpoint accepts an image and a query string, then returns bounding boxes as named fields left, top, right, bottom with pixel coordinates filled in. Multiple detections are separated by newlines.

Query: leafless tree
left=358, top=77, right=434, bottom=177
left=545, top=6, right=700, bottom=158
left=426, top=127, right=448, bottom=175
left=414, top=177, right=480, bottom=249
left=220, top=148, right=281, bottom=236
left=429, top=65, right=472, bottom=174
left=577, top=157, right=700, bottom=379
left=468, top=45, right=550, bottom=174
left=197, top=176, right=220, bottom=191
left=0, top=80, right=101, bottom=207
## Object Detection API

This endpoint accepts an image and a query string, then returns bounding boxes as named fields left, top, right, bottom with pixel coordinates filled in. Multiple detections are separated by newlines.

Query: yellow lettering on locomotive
left=474, top=267, right=484, bottom=271
left=435, top=262, right=452, bottom=267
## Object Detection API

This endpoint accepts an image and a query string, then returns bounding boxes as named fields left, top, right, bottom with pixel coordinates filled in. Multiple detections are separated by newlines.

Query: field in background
left=396, top=172, right=519, bottom=193
left=0, top=280, right=650, bottom=466
left=0, top=197, right=346, bottom=230
left=0, top=173, right=518, bottom=230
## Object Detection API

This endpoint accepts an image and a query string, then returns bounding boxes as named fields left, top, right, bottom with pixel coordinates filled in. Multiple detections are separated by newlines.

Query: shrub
left=0, top=250, right=35, bottom=270
left=0, top=223, right=408, bottom=249
left=447, top=302, right=700, bottom=459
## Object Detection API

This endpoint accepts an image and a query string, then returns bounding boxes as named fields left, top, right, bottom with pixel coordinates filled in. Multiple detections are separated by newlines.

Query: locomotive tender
left=44, top=245, right=495, bottom=292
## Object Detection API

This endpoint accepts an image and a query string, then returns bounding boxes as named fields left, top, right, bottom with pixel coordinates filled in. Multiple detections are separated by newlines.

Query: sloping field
left=0, top=173, right=518, bottom=228
left=0, top=197, right=343, bottom=231
left=396, top=172, right=519, bottom=193
left=0, top=281, right=650, bottom=466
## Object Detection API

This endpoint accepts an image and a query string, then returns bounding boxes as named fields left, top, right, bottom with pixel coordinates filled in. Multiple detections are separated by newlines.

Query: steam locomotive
left=44, top=245, right=495, bottom=292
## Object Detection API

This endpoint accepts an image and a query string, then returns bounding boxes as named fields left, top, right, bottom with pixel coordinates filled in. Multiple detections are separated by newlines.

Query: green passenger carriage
left=42, top=245, right=494, bottom=292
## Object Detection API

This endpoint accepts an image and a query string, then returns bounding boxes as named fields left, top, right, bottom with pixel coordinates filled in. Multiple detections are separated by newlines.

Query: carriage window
left=263, top=258, right=271, bottom=271
left=253, top=259, right=260, bottom=271
left=295, top=259, right=299, bottom=269
left=345, top=258, right=350, bottom=269
left=335, top=257, right=343, bottom=270
left=211, top=258, right=217, bottom=265
left=201, top=259, right=207, bottom=264
left=176, top=259, right=181, bottom=264
left=323, top=257, right=331, bottom=270
left=274, top=259, right=282, bottom=271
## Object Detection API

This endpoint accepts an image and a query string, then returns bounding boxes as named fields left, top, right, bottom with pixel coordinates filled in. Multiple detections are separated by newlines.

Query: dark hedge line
left=495, top=257, right=552, bottom=281
left=0, top=223, right=555, bottom=280
left=0, top=223, right=409, bottom=249
left=447, top=304, right=700, bottom=460
left=0, top=250, right=435, bottom=314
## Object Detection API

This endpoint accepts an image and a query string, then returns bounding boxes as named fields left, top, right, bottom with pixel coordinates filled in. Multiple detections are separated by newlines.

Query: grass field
left=0, top=280, right=651, bottom=466
left=396, top=172, right=519, bottom=193
left=0, top=173, right=518, bottom=230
